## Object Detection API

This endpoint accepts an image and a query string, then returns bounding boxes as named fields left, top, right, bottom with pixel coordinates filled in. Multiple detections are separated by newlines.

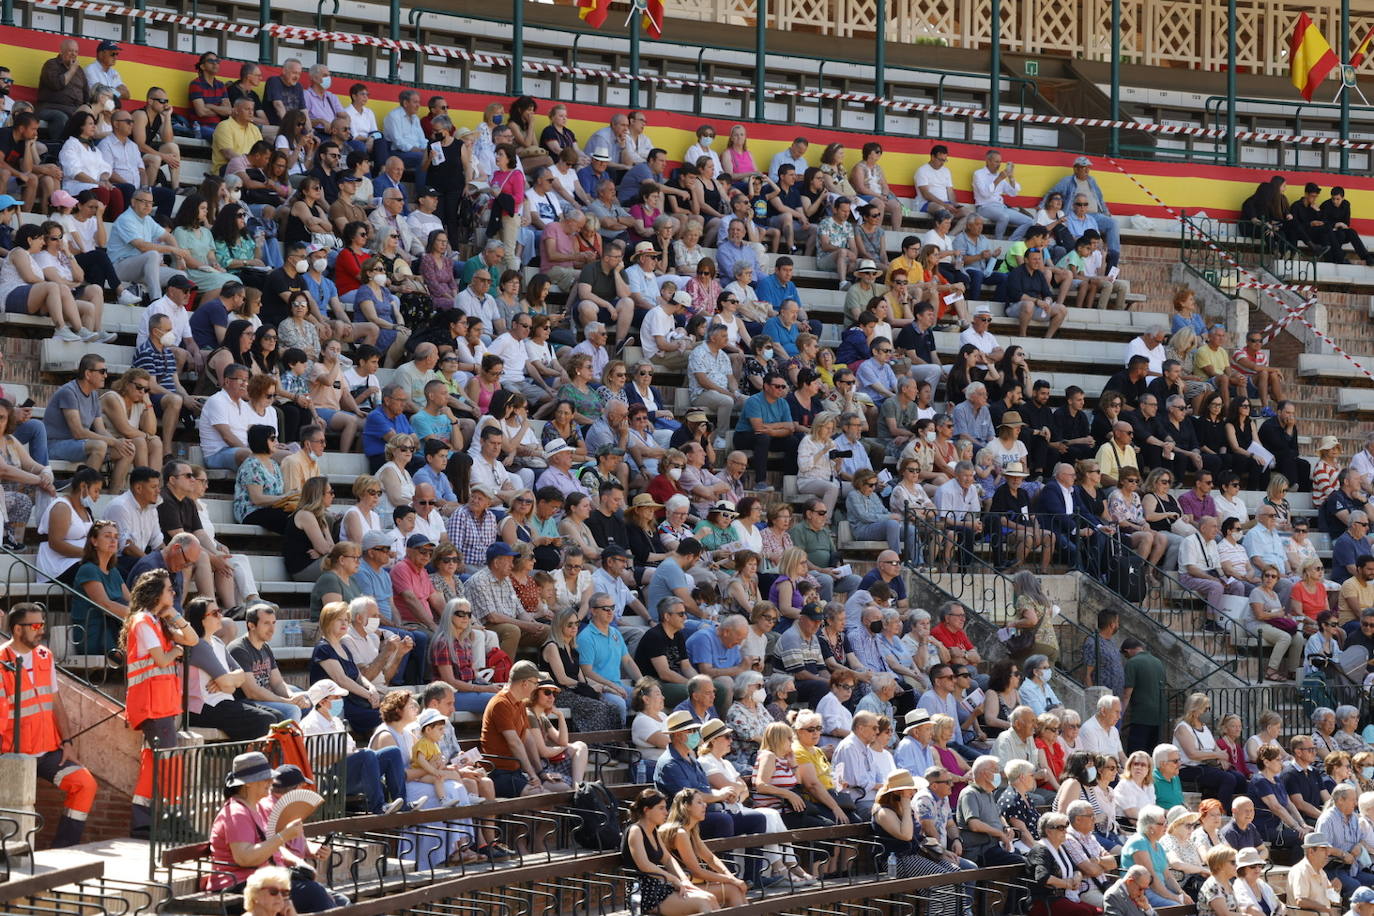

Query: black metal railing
left=1070, top=511, right=1260, bottom=688
left=1179, top=213, right=1317, bottom=302
left=1165, top=682, right=1370, bottom=739
left=149, top=731, right=350, bottom=877
left=900, top=507, right=1096, bottom=686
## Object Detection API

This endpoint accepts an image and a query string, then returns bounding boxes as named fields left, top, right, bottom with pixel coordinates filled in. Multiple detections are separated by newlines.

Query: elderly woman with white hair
left=1024, top=810, right=1099, bottom=916
left=901, top=608, right=948, bottom=685
left=1334, top=706, right=1367, bottom=754
left=1058, top=709, right=1083, bottom=756
left=1019, top=654, right=1063, bottom=717
left=1314, top=782, right=1374, bottom=896
left=724, top=669, right=771, bottom=768
left=857, top=672, right=898, bottom=727
left=1120, top=804, right=1192, bottom=909
left=1000, top=759, right=1043, bottom=848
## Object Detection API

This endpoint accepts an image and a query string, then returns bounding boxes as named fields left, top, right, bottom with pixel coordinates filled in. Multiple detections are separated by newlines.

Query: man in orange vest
left=0, top=603, right=98, bottom=847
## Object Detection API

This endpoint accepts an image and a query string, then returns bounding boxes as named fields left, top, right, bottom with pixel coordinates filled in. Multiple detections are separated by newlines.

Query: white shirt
left=971, top=166, right=1020, bottom=207
left=486, top=331, right=530, bottom=387
left=199, top=390, right=250, bottom=455
left=1212, top=492, right=1250, bottom=527
left=959, top=325, right=1000, bottom=355
left=527, top=187, right=564, bottom=225
left=1078, top=715, right=1124, bottom=762
left=915, top=162, right=956, bottom=204
left=138, top=294, right=192, bottom=347
left=684, top=142, right=722, bottom=176
left=104, top=490, right=164, bottom=555
left=413, top=509, right=446, bottom=545
left=921, top=228, right=955, bottom=264
left=1178, top=532, right=1222, bottom=576
left=407, top=209, right=444, bottom=242
left=469, top=453, right=516, bottom=495
left=84, top=62, right=124, bottom=93
left=301, top=707, right=357, bottom=754
left=640, top=305, right=679, bottom=360
left=1125, top=336, right=1167, bottom=375
left=58, top=137, right=111, bottom=194
left=1112, top=777, right=1155, bottom=814
left=97, top=134, right=143, bottom=185
left=345, top=104, right=379, bottom=139
left=1351, top=448, right=1374, bottom=487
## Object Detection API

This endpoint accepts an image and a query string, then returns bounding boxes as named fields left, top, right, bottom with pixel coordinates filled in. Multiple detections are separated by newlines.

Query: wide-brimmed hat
left=633, top=241, right=661, bottom=257
left=903, top=709, right=934, bottom=734
left=1165, top=805, right=1199, bottom=831
left=1235, top=847, right=1265, bottom=869
left=665, top=710, right=701, bottom=733
left=875, top=768, right=923, bottom=801
left=545, top=438, right=575, bottom=458
left=225, top=751, right=273, bottom=788
left=700, top=718, right=733, bottom=743
left=997, top=411, right=1025, bottom=429
left=709, top=500, right=739, bottom=518
left=1002, top=461, right=1030, bottom=478
left=630, top=493, right=663, bottom=510
left=1318, top=435, right=1341, bottom=452
left=855, top=259, right=880, bottom=274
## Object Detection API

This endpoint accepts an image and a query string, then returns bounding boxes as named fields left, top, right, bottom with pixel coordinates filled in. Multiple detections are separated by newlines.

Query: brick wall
left=34, top=776, right=133, bottom=846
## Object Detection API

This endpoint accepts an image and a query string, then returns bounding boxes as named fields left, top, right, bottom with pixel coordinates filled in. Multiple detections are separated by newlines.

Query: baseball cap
left=167, top=275, right=196, bottom=291
left=49, top=190, right=78, bottom=209
left=97, top=39, right=120, bottom=52
left=405, top=533, right=436, bottom=549
left=0, top=195, right=19, bottom=211
left=486, top=542, right=517, bottom=561
left=799, top=602, right=824, bottom=621
left=306, top=679, right=347, bottom=707
left=361, top=530, right=392, bottom=551
left=337, top=172, right=360, bottom=184
left=271, top=764, right=312, bottom=790
left=417, top=187, right=439, bottom=199
left=1352, top=887, right=1374, bottom=905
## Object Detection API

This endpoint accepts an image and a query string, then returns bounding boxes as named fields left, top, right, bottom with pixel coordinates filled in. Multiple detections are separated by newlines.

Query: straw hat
left=874, top=768, right=924, bottom=801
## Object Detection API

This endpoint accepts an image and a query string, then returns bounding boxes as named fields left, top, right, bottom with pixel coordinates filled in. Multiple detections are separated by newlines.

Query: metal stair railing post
left=1070, top=510, right=1258, bottom=685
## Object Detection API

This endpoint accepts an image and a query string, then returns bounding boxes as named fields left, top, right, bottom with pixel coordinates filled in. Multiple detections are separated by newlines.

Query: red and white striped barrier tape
left=29, top=0, right=1374, bottom=152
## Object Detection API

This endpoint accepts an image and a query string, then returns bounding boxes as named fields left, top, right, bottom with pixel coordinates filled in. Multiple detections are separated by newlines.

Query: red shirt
left=931, top=622, right=973, bottom=653
left=335, top=247, right=368, bottom=297
left=390, top=558, right=435, bottom=625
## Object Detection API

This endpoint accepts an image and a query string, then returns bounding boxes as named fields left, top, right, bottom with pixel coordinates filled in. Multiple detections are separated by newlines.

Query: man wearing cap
left=392, top=534, right=444, bottom=632
left=1043, top=158, right=1121, bottom=266
left=478, top=660, right=547, bottom=797
left=576, top=149, right=615, bottom=203
left=844, top=260, right=888, bottom=323
left=581, top=445, right=628, bottom=506
left=647, top=537, right=705, bottom=623
left=465, top=542, right=549, bottom=661
left=1290, top=832, right=1342, bottom=916
left=139, top=273, right=204, bottom=372
left=655, top=710, right=765, bottom=840
left=83, top=40, right=129, bottom=103
left=1349, top=887, right=1374, bottom=916
left=531, top=438, right=586, bottom=500
left=777, top=603, right=832, bottom=706
left=895, top=708, right=937, bottom=775
left=300, top=678, right=407, bottom=814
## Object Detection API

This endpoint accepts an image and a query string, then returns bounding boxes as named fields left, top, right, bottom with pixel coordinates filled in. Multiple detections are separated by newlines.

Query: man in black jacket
left=1321, top=186, right=1370, bottom=265
left=1050, top=385, right=1097, bottom=465
left=1289, top=181, right=1333, bottom=259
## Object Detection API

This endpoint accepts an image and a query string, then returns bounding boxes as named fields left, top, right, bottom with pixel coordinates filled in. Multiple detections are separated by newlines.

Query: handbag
left=1269, top=615, right=1299, bottom=634
left=572, top=681, right=602, bottom=700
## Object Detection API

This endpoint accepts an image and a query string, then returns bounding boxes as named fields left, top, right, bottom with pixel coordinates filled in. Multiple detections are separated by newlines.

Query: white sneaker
left=52, top=327, right=82, bottom=343
left=116, top=288, right=141, bottom=305
left=94, top=331, right=118, bottom=344
left=76, top=328, right=99, bottom=341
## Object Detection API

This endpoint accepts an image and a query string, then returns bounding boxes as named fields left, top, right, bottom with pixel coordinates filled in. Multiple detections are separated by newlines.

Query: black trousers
left=732, top=429, right=801, bottom=483
left=189, top=698, right=278, bottom=741
left=1329, top=226, right=1370, bottom=262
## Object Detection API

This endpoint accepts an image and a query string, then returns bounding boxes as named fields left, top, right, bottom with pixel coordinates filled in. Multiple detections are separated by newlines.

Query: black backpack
left=569, top=780, right=622, bottom=851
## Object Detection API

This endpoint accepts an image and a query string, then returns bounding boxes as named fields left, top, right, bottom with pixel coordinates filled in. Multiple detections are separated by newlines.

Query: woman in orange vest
left=116, top=568, right=199, bottom=838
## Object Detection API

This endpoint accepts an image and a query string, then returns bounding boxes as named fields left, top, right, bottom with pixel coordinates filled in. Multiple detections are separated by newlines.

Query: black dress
left=621, top=823, right=674, bottom=913
left=541, top=639, right=620, bottom=731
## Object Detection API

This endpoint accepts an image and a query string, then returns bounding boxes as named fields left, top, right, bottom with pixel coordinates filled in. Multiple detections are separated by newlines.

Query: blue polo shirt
left=859, top=568, right=907, bottom=603
left=579, top=622, right=628, bottom=685
left=735, top=392, right=792, bottom=434
left=754, top=274, right=800, bottom=310
left=760, top=316, right=800, bottom=356
left=353, top=562, right=397, bottom=625
left=686, top=626, right=741, bottom=671
left=362, top=409, right=413, bottom=460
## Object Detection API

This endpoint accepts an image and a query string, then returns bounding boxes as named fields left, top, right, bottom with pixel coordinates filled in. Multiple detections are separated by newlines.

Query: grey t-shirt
left=43, top=379, right=102, bottom=444
left=956, top=785, right=1001, bottom=854
left=227, top=634, right=278, bottom=690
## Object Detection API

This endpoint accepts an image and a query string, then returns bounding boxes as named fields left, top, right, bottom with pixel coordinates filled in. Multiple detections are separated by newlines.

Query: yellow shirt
left=1338, top=578, right=1374, bottom=623
left=1095, top=440, right=1140, bottom=482
left=886, top=255, right=922, bottom=285
left=411, top=736, right=441, bottom=769
left=1193, top=344, right=1231, bottom=379
left=793, top=741, right=835, bottom=791
left=211, top=118, right=264, bottom=172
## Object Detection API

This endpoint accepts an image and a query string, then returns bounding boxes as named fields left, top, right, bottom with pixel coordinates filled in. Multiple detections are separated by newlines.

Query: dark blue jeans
left=347, top=745, right=406, bottom=813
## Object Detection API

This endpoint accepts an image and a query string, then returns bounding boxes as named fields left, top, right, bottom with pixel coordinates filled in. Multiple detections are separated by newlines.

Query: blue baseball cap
left=486, top=542, right=516, bottom=562
left=0, top=195, right=19, bottom=211
left=1354, top=887, right=1374, bottom=905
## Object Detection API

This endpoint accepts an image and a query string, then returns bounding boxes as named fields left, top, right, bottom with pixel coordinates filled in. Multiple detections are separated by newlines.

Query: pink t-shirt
left=1231, top=346, right=1267, bottom=378
left=390, top=558, right=435, bottom=625
left=541, top=221, right=576, bottom=271
left=206, top=797, right=283, bottom=889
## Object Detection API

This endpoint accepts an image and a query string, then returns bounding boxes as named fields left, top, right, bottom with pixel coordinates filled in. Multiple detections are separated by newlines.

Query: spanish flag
left=1351, top=27, right=1374, bottom=67
left=643, top=0, right=664, bottom=38
left=578, top=0, right=609, bottom=29
left=1289, top=12, right=1338, bottom=101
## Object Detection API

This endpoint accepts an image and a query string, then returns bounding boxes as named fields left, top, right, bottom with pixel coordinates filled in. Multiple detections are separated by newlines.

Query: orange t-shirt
left=479, top=688, right=528, bottom=771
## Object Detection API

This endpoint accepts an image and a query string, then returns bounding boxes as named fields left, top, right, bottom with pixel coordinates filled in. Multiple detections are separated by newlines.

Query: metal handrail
left=1069, top=510, right=1257, bottom=686
left=1164, top=681, right=1368, bottom=738
left=899, top=506, right=1093, bottom=688
left=1178, top=212, right=1316, bottom=301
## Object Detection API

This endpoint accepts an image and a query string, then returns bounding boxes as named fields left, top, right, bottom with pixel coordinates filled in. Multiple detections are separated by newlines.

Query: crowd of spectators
left=6, top=39, right=1374, bottom=916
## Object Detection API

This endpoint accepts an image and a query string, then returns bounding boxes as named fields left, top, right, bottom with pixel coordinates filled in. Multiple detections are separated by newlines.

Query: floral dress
left=0, top=438, right=36, bottom=531
left=430, top=573, right=462, bottom=606
left=278, top=318, right=322, bottom=361
left=233, top=456, right=283, bottom=523
left=557, top=383, right=603, bottom=423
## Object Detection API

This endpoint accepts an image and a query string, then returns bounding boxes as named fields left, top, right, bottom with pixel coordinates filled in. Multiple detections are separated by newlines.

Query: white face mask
left=374, top=273, right=389, bottom=286
left=102, top=98, right=115, bottom=112
left=319, top=75, right=332, bottom=90
left=160, top=330, right=178, bottom=347
left=668, top=467, right=683, bottom=481
left=312, top=258, right=328, bottom=273
left=81, top=495, right=97, bottom=511
left=925, top=430, right=937, bottom=443
left=226, top=189, right=241, bottom=202
left=293, top=259, right=309, bottom=274
left=364, top=618, right=380, bottom=634
left=752, top=688, right=766, bottom=704
left=761, top=348, right=774, bottom=361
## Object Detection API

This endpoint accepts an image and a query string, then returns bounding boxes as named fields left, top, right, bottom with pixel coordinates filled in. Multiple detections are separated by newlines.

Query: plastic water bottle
left=886, top=854, right=897, bottom=879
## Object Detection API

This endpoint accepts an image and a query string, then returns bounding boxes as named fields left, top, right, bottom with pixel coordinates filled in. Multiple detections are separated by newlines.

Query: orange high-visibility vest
left=124, top=613, right=181, bottom=729
left=0, top=644, right=60, bottom=754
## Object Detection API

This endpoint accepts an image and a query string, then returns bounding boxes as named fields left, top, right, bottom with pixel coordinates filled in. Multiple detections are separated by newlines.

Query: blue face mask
left=1086, top=766, right=1097, bottom=784
left=329, top=698, right=344, bottom=718
left=685, top=731, right=701, bottom=751
left=990, top=772, right=1002, bottom=789
left=1364, top=766, right=1374, bottom=780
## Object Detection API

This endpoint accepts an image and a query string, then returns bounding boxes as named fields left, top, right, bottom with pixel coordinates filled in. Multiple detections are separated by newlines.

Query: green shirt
left=791, top=523, right=837, bottom=569
left=1152, top=769, right=1183, bottom=809
left=1124, top=650, right=1167, bottom=726
left=1004, top=241, right=1029, bottom=268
